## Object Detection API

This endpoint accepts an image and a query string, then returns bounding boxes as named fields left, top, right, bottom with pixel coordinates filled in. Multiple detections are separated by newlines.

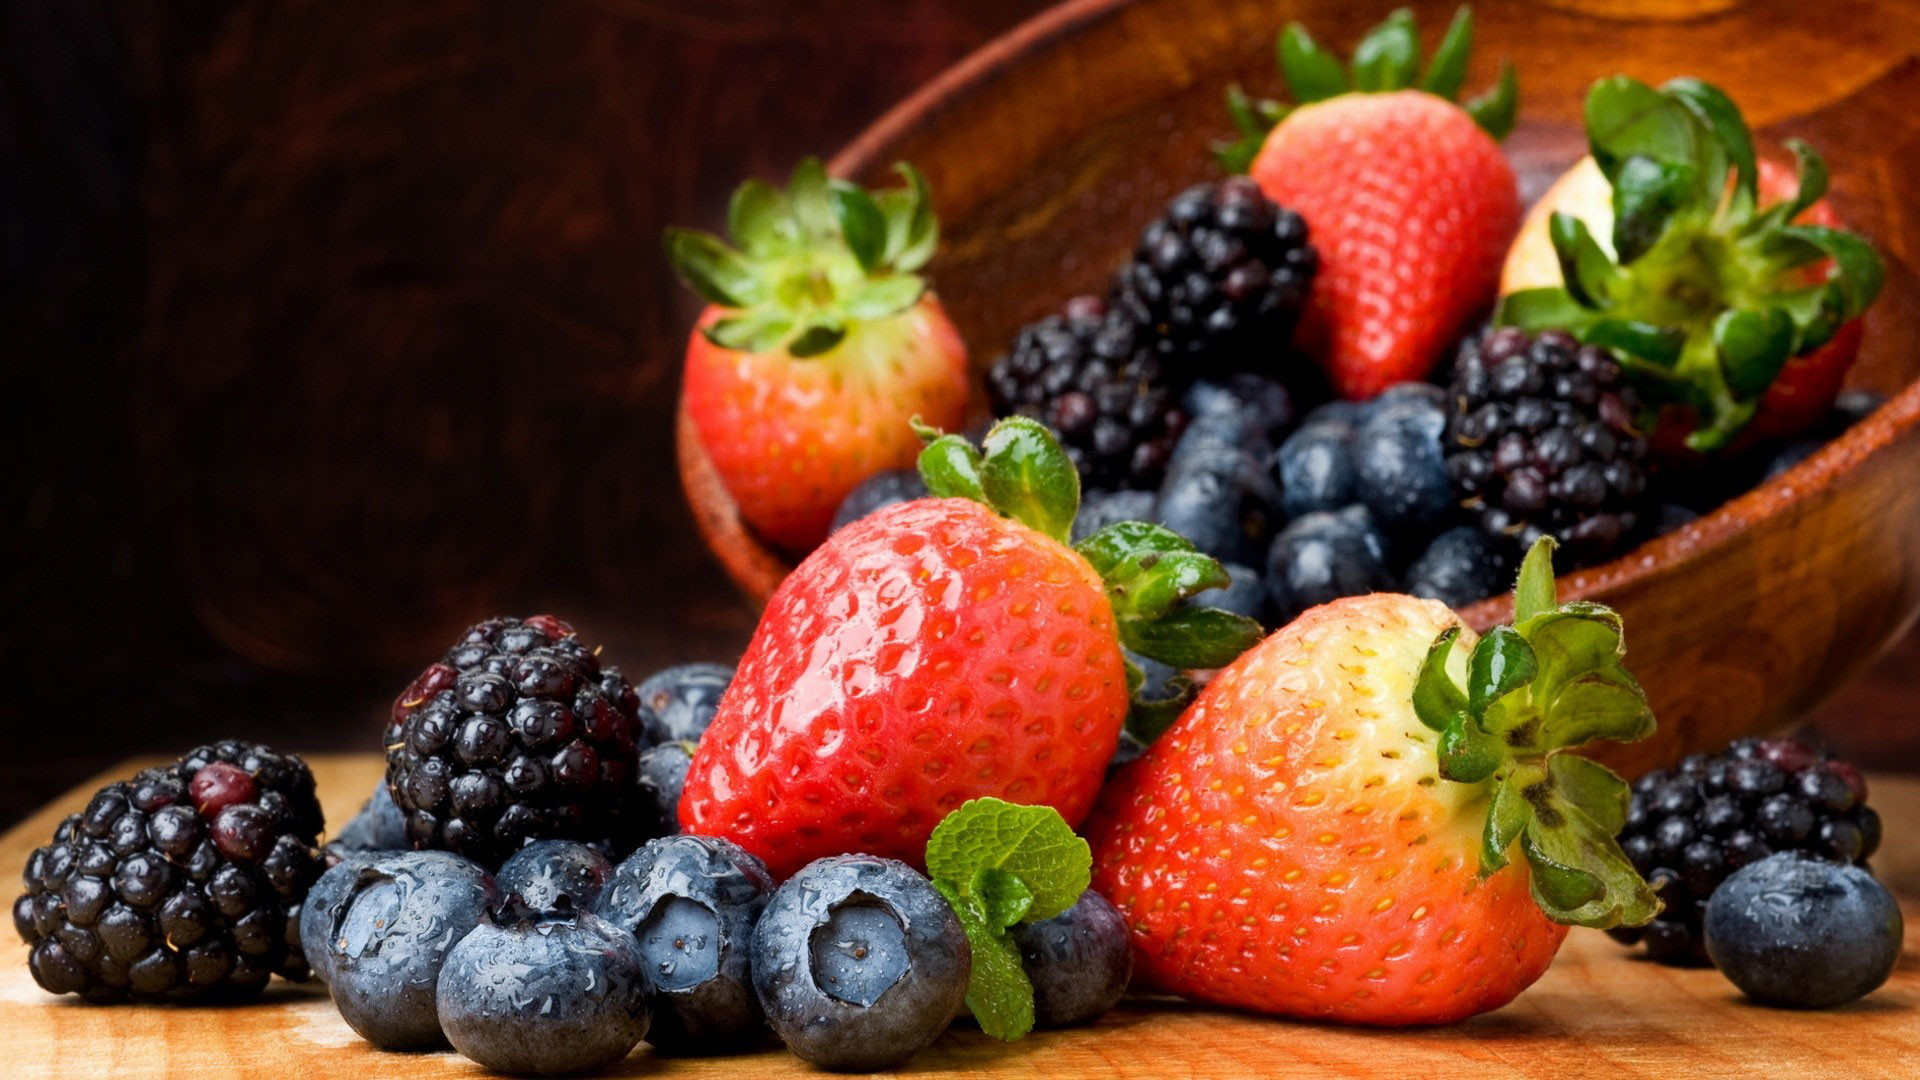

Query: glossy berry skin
left=1251, top=90, right=1520, bottom=399
left=1088, top=594, right=1567, bottom=1025
left=1194, top=562, right=1268, bottom=623
left=1155, top=410, right=1283, bottom=565
left=1264, top=506, right=1395, bottom=625
left=298, top=859, right=363, bottom=985
left=632, top=741, right=695, bottom=839
left=1404, top=526, right=1512, bottom=609
left=326, top=780, right=408, bottom=858
left=1276, top=408, right=1360, bottom=518
left=15, top=742, right=324, bottom=1004
left=1011, top=890, right=1133, bottom=1028
left=750, top=855, right=970, bottom=1071
left=679, top=498, right=1129, bottom=878
left=386, top=615, right=643, bottom=866
left=593, top=835, right=773, bottom=1050
left=496, top=840, right=613, bottom=912
left=437, top=905, right=650, bottom=1075
left=685, top=296, right=969, bottom=552
left=1351, top=395, right=1453, bottom=535
left=320, top=851, right=498, bottom=1050
left=1184, top=373, right=1296, bottom=440
left=832, top=469, right=929, bottom=534
left=1704, top=853, right=1901, bottom=1009
left=635, top=662, right=733, bottom=746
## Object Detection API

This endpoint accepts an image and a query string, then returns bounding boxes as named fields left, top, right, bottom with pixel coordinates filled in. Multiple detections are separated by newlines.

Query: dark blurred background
left=3, top=0, right=1914, bottom=830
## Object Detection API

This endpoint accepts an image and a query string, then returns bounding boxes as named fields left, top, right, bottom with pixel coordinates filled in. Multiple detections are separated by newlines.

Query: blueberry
left=1108, top=730, right=1150, bottom=774
left=1364, top=381, right=1447, bottom=415
left=1182, top=373, right=1294, bottom=439
left=1763, top=438, right=1825, bottom=480
left=594, top=835, right=773, bottom=1050
left=1010, top=891, right=1132, bottom=1028
left=1704, top=852, right=1902, bottom=1008
left=323, top=851, right=498, bottom=1050
left=1071, top=489, right=1159, bottom=544
left=1193, top=561, right=1267, bottom=622
left=1403, top=526, right=1510, bottom=608
left=1265, top=506, right=1394, bottom=624
left=751, top=855, right=969, bottom=1071
left=1833, top=389, right=1886, bottom=427
left=635, top=663, right=733, bottom=746
left=1352, top=396, right=1452, bottom=533
left=299, top=858, right=367, bottom=985
left=496, top=840, right=613, bottom=912
left=1653, top=503, right=1699, bottom=536
left=831, top=469, right=929, bottom=532
left=437, top=899, right=650, bottom=1075
left=633, top=741, right=696, bottom=839
left=326, top=781, right=409, bottom=857
left=1275, top=414, right=1357, bottom=518
left=1156, top=415, right=1281, bottom=563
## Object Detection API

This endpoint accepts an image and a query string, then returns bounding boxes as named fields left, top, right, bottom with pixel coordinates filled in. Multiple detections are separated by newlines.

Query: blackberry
left=987, top=295, right=1189, bottom=489
left=1112, top=177, right=1318, bottom=377
left=1608, top=736, right=1881, bottom=966
left=1444, top=328, right=1651, bottom=566
left=13, top=741, right=324, bottom=1003
left=386, top=615, right=643, bottom=866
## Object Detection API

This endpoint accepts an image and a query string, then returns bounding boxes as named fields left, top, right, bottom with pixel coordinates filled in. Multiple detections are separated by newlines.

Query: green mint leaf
left=974, top=868, right=1035, bottom=928
left=829, top=180, right=888, bottom=272
left=1420, top=6, right=1473, bottom=100
left=663, top=227, right=765, bottom=308
left=979, top=417, right=1080, bottom=541
left=1277, top=23, right=1348, bottom=102
left=941, top=890, right=1034, bottom=1042
left=1511, top=537, right=1558, bottom=623
left=918, top=432, right=986, bottom=501
left=1467, top=626, right=1537, bottom=714
left=1350, top=8, right=1419, bottom=92
left=1412, top=627, right=1467, bottom=733
left=1120, top=606, right=1263, bottom=671
left=1463, top=61, right=1517, bottom=140
left=925, top=798, right=1091, bottom=924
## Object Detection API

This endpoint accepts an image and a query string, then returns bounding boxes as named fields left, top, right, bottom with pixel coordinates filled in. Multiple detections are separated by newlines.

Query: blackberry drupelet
left=1112, top=177, right=1318, bottom=377
left=986, top=295, right=1189, bottom=490
left=386, top=615, right=643, bottom=866
left=13, top=741, right=325, bottom=1003
left=1444, top=328, right=1651, bottom=566
left=1608, top=736, right=1882, bottom=966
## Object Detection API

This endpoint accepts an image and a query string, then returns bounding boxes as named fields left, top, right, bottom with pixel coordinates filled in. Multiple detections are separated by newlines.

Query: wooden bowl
left=680, top=0, right=1920, bottom=776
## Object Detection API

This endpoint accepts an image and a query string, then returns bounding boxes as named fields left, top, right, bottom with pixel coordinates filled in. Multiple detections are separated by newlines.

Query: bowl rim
left=689, top=0, right=1920, bottom=615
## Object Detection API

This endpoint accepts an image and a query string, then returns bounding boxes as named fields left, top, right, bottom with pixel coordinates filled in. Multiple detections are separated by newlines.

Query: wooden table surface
left=6, top=755, right=1920, bottom=1079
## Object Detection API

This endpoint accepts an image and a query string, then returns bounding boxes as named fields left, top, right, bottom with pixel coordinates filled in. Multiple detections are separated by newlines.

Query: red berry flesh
left=1759, top=738, right=1818, bottom=774
left=523, top=614, right=575, bottom=641
left=189, top=762, right=258, bottom=818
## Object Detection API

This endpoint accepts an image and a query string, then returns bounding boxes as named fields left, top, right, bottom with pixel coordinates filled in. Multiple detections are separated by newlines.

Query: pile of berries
left=1609, top=736, right=1882, bottom=966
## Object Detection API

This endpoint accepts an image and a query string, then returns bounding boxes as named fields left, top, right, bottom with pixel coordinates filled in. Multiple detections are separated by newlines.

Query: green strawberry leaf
left=1463, top=62, right=1517, bottom=140
left=1610, top=155, right=1697, bottom=264
left=1549, top=212, right=1622, bottom=308
left=1420, top=6, right=1474, bottom=100
left=663, top=227, right=766, bottom=308
left=663, top=156, right=942, bottom=358
left=1075, top=520, right=1196, bottom=577
left=979, top=417, right=1080, bottom=542
left=1579, top=318, right=1686, bottom=369
left=1662, top=76, right=1756, bottom=220
left=1781, top=224, right=1885, bottom=319
left=1412, top=627, right=1467, bottom=733
left=916, top=427, right=986, bottom=502
left=926, top=798, right=1093, bottom=1043
left=1467, top=626, right=1537, bottom=714
left=1215, top=85, right=1288, bottom=174
left=1744, top=139, right=1828, bottom=237
left=1585, top=75, right=1702, bottom=184
left=1495, top=287, right=1594, bottom=333
left=1350, top=9, right=1419, bottom=92
left=1713, top=307, right=1796, bottom=396
left=1120, top=606, right=1264, bottom=671
left=829, top=180, right=888, bottom=272
left=1277, top=24, right=1348, bottom=103
left=1106, top=551, right=1231, bottom=623
left=1414, top=537, right=1659, bottom=929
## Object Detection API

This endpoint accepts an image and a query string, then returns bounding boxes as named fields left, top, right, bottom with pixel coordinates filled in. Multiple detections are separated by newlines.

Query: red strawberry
left=1496, top=78, right=1882, bottom=451
left=680, top=419, right=1262, bottom=878
left=1088, top=539, right=1659, bottom=1025
left=668, top=159, right=970, bottom=552
left=1222, top=8, right=1521, bottom=399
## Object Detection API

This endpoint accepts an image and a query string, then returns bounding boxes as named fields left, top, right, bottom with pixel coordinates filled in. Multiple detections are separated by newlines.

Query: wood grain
left=683, top=0, right=1920, bottom=781
left=6, top=755, right=1920, bottom=1079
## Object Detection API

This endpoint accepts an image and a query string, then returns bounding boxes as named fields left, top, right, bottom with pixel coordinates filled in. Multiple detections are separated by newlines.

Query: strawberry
left=1496, top=77, right=1883, bottom=451
left=1087, top=539, right=1659, bottom=1025
left=1220, top=7, right=1521, bottom=399
left=668, top=158, right=971, bottom=552
left=679, top=418, right=1264, bottom=878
